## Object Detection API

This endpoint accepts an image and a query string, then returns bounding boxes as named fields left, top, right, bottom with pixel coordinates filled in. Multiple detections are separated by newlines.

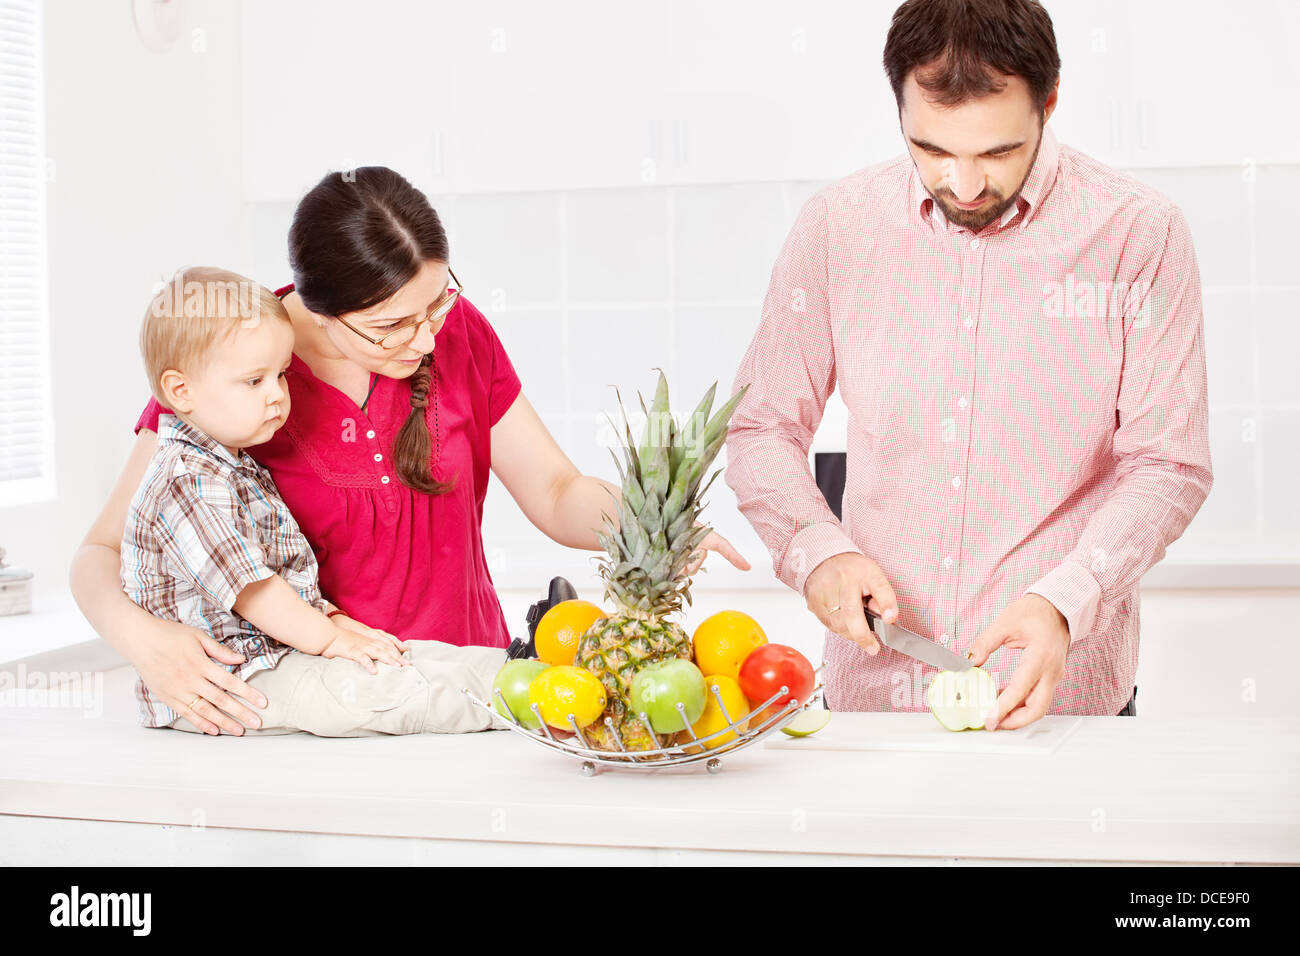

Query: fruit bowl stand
left=462, top=667, right=824, bottom=775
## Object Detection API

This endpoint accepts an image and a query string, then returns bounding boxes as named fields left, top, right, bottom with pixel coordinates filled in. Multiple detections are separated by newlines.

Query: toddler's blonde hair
left=140, top=267, right=290, bottom=405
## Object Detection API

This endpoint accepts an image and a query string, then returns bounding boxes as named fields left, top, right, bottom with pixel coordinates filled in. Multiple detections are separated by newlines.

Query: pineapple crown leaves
left=593, top=370, right=751, bottom=615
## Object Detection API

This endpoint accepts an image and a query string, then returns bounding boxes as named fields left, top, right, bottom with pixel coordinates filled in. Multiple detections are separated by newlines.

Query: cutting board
left=764, top=712, right=1084, bottom=755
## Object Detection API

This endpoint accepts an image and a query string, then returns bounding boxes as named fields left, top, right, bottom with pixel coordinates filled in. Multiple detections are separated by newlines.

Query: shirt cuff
left=1025, top=561, right=1102, bottom=645
left=784, top=521, right=864, bottom=597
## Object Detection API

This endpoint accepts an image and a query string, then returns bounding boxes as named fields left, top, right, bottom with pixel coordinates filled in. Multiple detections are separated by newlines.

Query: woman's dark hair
left=289, top=166, right=456, bottom=497
left=883, top=0, right=1060, bottom=114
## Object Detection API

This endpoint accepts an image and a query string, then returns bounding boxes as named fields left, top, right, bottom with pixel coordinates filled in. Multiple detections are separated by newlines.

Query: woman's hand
left=321, top=621, right=408, bottom=674
left=134, top=618, right=270, bottom=736
left=678, top=524, right=751, bottom=578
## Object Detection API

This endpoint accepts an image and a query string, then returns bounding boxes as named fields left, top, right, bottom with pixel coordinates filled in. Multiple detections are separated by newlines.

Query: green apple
left=630, top=659, right=707, bottom=733
left=491, top=659, right=550, bottom=730
left=927, top=666, right=998, bottom=731
left=780, top=709, right=832, bottom=737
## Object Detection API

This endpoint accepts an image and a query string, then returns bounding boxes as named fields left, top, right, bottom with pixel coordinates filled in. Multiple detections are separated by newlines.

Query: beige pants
left=167, top=640, right=511, bottom=737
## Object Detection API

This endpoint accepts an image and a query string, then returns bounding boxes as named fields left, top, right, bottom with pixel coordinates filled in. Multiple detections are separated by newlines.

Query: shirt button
left=380, top=475, right=390, bottom=485
left=970, top=238, right=980, bottom=249
left=951, top=477, right=961, bottom=489
left=939, top=633, right=950, bottom=645
left=963, top=316, right=974, bottom=329
left=366, top=430, right=376, bottom=440
left=374, top=452, right=383, bottom=462
left=943, top=555, right=954, bottom=568
left=957, top=396, right=968, bottom=409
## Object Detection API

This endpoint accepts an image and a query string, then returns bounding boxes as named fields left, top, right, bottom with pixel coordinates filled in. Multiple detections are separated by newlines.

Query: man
left=724, top=0, right=1212, bottom=730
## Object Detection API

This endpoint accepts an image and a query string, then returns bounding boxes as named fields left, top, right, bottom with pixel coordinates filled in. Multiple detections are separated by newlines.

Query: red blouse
left=134, top=287, right=522, bottom=649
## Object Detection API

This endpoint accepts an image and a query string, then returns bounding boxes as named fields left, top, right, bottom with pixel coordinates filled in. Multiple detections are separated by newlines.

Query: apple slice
left=780, top=709, right=832, bottom=737
left=927, top=666, right=997, bottom=731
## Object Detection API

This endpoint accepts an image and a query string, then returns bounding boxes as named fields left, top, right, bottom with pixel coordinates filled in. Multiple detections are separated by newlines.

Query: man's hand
left=802, top=552, right=899, bottom=655
left=967, top=593, right=1070, bottom=731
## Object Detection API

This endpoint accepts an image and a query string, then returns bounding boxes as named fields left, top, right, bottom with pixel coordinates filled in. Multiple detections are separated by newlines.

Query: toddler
left=121, top=267, right=506, bottom=735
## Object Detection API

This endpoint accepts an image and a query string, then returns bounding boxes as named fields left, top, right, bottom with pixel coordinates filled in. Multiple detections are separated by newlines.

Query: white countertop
left=2, top=663, right=1297, bottom=863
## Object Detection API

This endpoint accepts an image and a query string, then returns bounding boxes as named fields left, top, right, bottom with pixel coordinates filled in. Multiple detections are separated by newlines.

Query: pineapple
left=576, top=370, right=749, bottom=755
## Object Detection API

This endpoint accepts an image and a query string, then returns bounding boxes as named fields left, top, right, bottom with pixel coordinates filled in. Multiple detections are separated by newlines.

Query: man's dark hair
left=883, top=0, right=1060, bottom=113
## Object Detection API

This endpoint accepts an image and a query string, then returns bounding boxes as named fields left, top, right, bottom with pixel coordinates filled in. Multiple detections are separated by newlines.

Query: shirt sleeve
left=154, top=471, right=276, bottom=611
left=723, top=192, right=863, bottom=597
left=134, top=396, right=172, bottom=435
left=1026, top=204, right=1213, bottom=643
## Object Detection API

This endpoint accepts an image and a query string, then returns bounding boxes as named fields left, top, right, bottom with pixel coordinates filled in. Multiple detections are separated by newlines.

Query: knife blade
left=862, top=601, right=973, bottom=671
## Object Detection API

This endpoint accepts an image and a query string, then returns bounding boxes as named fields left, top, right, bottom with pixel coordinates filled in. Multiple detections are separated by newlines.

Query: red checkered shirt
left=724, top=125, right=1212, bottom=715
left=121, top=414, right=328, bottom=727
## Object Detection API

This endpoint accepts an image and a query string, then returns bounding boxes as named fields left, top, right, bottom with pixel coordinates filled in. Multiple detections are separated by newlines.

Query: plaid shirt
left=725, top=125, right=1212, bottom=715
left=121, top=414, right=328, bottom=727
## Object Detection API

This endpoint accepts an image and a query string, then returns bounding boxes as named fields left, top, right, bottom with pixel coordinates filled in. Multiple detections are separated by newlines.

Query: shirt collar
left=911, top=122, right=1061, bottom=234
left=157, top=413, right=262, bottom=473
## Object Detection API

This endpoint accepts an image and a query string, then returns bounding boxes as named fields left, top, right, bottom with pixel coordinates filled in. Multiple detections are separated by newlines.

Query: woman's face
left=325, top=260, right=452, bottom=379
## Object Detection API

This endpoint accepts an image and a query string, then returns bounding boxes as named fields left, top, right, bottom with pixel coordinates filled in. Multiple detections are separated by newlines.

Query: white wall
left=0, top=0, right=246, bottom=601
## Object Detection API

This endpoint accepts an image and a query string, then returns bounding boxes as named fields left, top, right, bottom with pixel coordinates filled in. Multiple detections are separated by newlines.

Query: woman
left=70, top=167, right=749, bottom=736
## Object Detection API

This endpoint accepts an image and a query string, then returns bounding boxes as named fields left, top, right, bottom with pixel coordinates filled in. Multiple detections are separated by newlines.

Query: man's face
left=170, top=317, right=295, bottom=453
left=899, top=71, right=1057, bottom=232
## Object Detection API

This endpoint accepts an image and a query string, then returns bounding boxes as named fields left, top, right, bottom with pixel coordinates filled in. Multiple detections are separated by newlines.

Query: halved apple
left=780, top=709, right=832, bottom=737
left=927, top=666, right=997, bottom=731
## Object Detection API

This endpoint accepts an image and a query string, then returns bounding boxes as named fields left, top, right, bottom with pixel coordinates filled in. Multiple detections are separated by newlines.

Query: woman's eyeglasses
left=333, top=269, right=462, bottom=350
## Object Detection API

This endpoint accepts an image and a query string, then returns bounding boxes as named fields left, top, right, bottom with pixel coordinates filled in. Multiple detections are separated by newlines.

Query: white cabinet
left=1124, top=0, right=1300, bottom=168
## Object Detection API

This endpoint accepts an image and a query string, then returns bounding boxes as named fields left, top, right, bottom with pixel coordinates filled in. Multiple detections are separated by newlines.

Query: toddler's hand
left=322, top=623, right=408, bottom=674
left=330, top=614, right=410, bottom=653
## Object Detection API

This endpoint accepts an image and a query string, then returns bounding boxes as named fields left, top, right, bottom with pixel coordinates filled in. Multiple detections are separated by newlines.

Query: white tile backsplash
left=1255, top=289, right=1300, bottom=407
left=671, top=183, right=789, bottom=301
left=488, top=308, right=566, bottom=418
left=566, top=307, right=673, bottom=417
left=1183, top=408, right=1260, bottom=542
left=1128, top=166, right=1252, bottom=287
left=1202, top=289, right=1257, bottom=407
left=567, top=189, right=670, bottom=302
left=1254, top=166, right=1300, bottom=287
left=1259, top=409, right=1300, bottom=554
left=453, top=192, right=563, bottom=307
left=673, top=305, right=761, bottom=406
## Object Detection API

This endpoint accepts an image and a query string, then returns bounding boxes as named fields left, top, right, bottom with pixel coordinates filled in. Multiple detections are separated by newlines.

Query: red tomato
left=737, top=644, right=815, bottom=714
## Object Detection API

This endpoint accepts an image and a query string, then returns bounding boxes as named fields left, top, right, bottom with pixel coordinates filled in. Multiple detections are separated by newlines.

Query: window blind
left=0, top=0, right=54, bottom=505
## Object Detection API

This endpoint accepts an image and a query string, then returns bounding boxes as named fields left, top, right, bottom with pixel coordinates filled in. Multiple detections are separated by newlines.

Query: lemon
left=684, top=674, right=750, bottom=753
left=528, top=665, right=607, bottom=730
left=691, top=610, right=768, bottom=681
left=534, top=599, right=605, bottom=666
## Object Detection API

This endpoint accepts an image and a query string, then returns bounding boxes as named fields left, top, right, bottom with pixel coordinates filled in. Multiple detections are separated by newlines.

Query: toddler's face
left=182, top=317, right=295, bottom=453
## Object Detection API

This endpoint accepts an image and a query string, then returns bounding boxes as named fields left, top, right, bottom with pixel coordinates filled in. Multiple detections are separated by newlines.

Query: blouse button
left=374, top=452, right=383, bottom=462
left=380, top=475, right=390, bottom=485
left=366, top=429, right=376, bottom=440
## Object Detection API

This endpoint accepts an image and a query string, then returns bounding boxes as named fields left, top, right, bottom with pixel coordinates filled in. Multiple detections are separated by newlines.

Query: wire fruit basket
left=463, top=666, right=824, bottom=775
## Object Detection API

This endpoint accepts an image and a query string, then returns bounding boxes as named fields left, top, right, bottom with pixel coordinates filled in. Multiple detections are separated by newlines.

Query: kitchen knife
left=862, top=600, right=973, bottom=671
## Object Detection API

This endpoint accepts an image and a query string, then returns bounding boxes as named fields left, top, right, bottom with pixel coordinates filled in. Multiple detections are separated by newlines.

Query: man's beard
left=927, top=123, right=1043, bottom=231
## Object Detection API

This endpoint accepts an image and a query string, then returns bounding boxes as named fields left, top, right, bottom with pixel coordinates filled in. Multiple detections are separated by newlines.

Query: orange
left=528, top=665, right=607, bottom=730
left=534, top=599, right=605, bottom=666
left=684, top=674, right=750, bottom=753
left=691, top=610, right=768, bottom=681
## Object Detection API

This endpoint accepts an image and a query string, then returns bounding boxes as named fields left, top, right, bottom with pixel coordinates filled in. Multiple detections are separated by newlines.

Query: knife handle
left=861, top=598, right=882, bottom=632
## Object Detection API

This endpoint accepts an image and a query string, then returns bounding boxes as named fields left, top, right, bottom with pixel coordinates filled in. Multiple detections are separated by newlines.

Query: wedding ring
left=827, top=604, right=841, bottom=614
left=187, top=695, right=202, bottom=711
